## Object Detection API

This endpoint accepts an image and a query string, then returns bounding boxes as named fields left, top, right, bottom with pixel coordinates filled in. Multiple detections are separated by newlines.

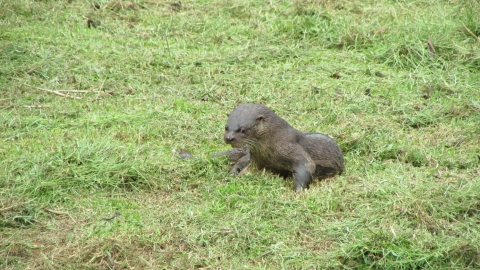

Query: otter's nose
left=224, top=135, right=234, bottom=143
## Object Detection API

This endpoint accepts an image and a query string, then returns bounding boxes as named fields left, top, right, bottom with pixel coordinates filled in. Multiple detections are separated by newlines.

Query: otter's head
left=223, top=104, right=269, bottom=148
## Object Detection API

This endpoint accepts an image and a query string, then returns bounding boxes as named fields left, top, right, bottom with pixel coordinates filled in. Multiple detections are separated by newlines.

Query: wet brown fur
left=215, top=104, right=344, bottom=191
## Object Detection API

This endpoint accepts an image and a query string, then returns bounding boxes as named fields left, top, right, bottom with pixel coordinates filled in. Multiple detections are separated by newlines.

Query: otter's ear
left=256, top=115, right=264, bottom=121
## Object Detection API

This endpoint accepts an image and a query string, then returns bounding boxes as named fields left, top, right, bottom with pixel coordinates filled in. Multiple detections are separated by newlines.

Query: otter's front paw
left=229, top=161, right=251, bottom=176
left=229, top=165, right=243, bottom=175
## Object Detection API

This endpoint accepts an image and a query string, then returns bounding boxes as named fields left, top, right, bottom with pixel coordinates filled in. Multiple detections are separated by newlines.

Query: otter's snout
left=224, top=133, right=234, bottom=144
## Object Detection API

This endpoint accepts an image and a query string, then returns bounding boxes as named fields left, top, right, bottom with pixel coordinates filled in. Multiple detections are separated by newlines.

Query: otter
left=214, top=104, right=344, bottom=192
left=211, top=147, right=251, bottom=175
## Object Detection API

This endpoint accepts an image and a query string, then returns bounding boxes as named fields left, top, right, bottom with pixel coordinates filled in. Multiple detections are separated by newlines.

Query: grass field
left=1, top=0, right=479, bottom=268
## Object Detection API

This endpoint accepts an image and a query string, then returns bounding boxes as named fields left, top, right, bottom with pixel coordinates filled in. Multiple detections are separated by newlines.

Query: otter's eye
left=237, top=127, right=245, bottom=133
left=225, top=126, right=228, bottom=131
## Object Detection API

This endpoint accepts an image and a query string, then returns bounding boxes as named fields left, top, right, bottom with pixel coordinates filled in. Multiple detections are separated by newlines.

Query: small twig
left=389, top=225, right=397, bottom=238
left=26, top=84, right=82, bottom=100
left=38, top=88, right=81, bottom=99
left=471, top=101, right=480, bottom=110
left=211, top=229, right=234, bottom=233
left=427, top=36, right=436, bottom=58
left=163, top=86, right=180, bottom=93
left=260, top=250, right=273, bottom=257
left=448, top=138, right=465, bottom=148
left=26, top=67, right=38, bottom=74
left=463, top=23, right=480, bottom=44
left=45, top=209, right=70, bottom=215
left=23, top=105, right=50, bottom=109
left=45, top=208, right=77, bottom=224
left=32, top=219, right=46, bottom=227
left=2, top=105, right=50, bottom=110
left=102, top=212, right=121, bottom=221
left=0, top=199, right=34, bottom=212
left=55, top=90, right=104, bottom=93
left=94, top=80, right=107, bottom=101
left=0, top=205, right=15, bottom=212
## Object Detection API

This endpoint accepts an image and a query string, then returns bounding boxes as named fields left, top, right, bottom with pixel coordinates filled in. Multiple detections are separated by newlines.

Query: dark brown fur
left=215, top=104, right=344, bottom=191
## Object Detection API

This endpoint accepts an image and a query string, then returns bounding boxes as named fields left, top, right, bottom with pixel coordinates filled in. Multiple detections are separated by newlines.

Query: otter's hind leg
left=292, top=151, right=316, bottom=192
left=301, top=133, right=344, bottom=177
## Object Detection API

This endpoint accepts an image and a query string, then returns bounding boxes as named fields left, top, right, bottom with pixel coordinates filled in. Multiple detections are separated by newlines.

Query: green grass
left=1, top=0, right=479, bottom=268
